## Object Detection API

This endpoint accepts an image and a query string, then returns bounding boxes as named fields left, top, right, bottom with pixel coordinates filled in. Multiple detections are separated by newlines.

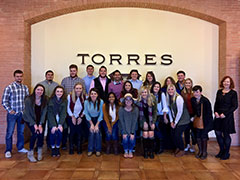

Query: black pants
left=215, top=130, right=231, bottom=153
left=171, top=124, right=188, bottom=150
left=184, top=122, right=197, bottom=145
left=69, top=117, right=82, bottom=147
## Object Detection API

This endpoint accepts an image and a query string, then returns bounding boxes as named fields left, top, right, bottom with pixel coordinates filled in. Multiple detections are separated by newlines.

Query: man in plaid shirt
left=2, top=70, right=29, bottom=158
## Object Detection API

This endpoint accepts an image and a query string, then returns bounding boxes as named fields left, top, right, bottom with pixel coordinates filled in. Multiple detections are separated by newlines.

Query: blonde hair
left=70, top=82, right=86, bottom=103
left=166, top=84, right=179, bottom=105
left=182, top=78, right=193, bottom=94
left=138, top=86, right=155, bottom=106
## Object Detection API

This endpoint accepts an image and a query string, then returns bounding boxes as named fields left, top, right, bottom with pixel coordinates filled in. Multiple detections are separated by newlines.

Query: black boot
left=158, top=139, right=164, bottom=154
left=77, top=135, right=82, bottom=155
left=143, top=138, right=148, bottom=159
left=69, top=135, right=74, bottom=155
left=51, top=147, right=56, bottom=157
left=200, top=139, right=208, bottom=160
left=105, top=141, right=111, bottom=154
left=149, top=138, right=155, bottom=159
left=155, top=138, right=160, bottom=154
left=113, top=140, right=119, bottom=155
left=195, top=138, right=202, bottom=158
left=56, top=147, right=61, bottom=157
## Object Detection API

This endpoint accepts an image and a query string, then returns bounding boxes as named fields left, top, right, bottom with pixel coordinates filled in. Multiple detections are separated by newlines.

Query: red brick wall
left=0, top=0, right=240, bottom=145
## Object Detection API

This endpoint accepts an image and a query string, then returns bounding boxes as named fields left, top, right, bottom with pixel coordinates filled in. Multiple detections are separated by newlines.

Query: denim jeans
left=102, top=121, right=119, bottom=141
left=5, top=112, right=25, bottom=152
left=87, top=117, right=102, bottom=152
left=69, top=116, right=82, bottom=146
left=50, top=129, right=63, bottom=148
left=122, top=135, right=135, bottom=153
left=27, top=123, right=44, bottom=150
left=171, top=124, right=188, bottom=150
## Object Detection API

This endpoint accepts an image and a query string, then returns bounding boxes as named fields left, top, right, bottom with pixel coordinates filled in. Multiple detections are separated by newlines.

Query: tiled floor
left=0, top=141, right=240, bottom=180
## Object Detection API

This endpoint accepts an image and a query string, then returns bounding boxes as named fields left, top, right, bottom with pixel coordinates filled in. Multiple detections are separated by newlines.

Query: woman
left=84, top=88, right=104, bottom=157
left=118, top=93, right=139, bottom=158
left=102, top=92, right=120, bottom=155
left=138, top=86, right=157, bottom=159
left=150, top=82, right=169, bottom=154
left=120, top=81, right=138, bottom=101
left=191, top=85, right=213, bottom=160
left=23, top=84, right=48, bottom=162
left=67, top=82, right=86, bottom=154
left=214, top=76, right=238, bottom=160
left=166, top=84, right=190, bottom=157
left=181, top=78, right=196, bottom=153
left=143, top=71, right=156, bottom=89
left=48, top=85, right=67, bottom=157
left=161, top=76, right=179, bottom=94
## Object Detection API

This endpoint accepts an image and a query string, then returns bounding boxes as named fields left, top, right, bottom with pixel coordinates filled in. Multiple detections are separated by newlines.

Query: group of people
left=1, top=64, right=238, bottom=162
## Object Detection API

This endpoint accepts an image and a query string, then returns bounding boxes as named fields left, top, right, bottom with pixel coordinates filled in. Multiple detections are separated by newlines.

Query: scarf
left=139, top=100, right=153, bottom=125
left=52, top=95, right=62, bottom=116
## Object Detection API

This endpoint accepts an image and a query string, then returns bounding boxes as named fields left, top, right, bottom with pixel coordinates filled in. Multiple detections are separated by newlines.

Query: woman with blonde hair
left=166, top=84, right=190, bottom=157
left=67, top=82, right=86, bottom=154
left=138, top=86, right=157, bottom=159
left=181, top=78, right=196, bottom=153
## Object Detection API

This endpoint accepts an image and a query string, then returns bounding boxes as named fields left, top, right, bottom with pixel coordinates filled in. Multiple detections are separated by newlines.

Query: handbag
left=193, top=103, right=204, bottom=129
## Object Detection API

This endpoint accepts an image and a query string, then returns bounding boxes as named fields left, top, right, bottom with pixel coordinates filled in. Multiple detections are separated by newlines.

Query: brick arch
left=23, top=1, right=226, bottom=85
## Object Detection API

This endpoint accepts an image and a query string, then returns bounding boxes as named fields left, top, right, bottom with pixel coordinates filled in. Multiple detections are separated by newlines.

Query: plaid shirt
left=61, top=76, right=85, bottom=94
left=2, top=81, right=29, bottom=113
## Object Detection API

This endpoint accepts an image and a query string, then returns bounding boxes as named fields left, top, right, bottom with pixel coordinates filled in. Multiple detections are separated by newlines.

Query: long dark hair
left=121, top=81, right=133, bottom=94
left=105, top=92, right=119, bottom=116
left=150, top=82, right=162, bottom=103
left=50, top=85, right=66, bottom=100
left=163, top=76, right=176, bottom=89
left=143, top=71, right=156, bottom=86
left=29, top=84, right=48, bottom=108
left=88, top=88, right=101, bottom=111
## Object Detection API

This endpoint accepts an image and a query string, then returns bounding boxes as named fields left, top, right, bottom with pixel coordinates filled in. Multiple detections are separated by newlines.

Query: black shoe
left=77, top=146, right=82, bottom=155
left=61, top=144, right=67, bottom=150
left=56, top=148, right=61, bottom=156
left=215, top=151, right=224, bottom=158
left=144, top=150, right=148, bottom=159
left=69, top=148, right=74, bottom=155
left=220, top=152, right=230, bottom=160
left=149, top=152, right=154, bottom=159
left=51, top=148, right=56, bottom=157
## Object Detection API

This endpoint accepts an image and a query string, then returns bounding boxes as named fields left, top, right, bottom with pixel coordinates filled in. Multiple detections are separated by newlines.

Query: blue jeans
left=102, top=121, right=119, bottom=141
left=87, top=117, right=102, bottom=152
left=50, top=129, right=63, bottom=148
left=5, top=112, right=25, bottom=152
left=27, top=123, right=44, bottom=150
left=122, top=135, right=135, bottom=153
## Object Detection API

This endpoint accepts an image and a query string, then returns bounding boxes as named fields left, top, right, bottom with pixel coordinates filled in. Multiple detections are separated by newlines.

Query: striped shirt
left=61, top=76, right=85, bottom=95
left=2, top=81, right=29, bottom=113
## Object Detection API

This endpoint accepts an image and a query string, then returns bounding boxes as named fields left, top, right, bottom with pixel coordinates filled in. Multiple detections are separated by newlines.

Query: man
left=2, top=70, right=29, bottom=158
left=39, top=70, right=58, bottom=97
left=176, top=70, right=186, bottom=93
left=39, top=70, right=58, bottom=149
left=108, top=70, right=123, bottom=99
left=61, top=64, right=85, bottom=94
left=89, top=66, right=111, bottom=102
left=128, top=69, right=142, bottom=90
left=83, top=65, right=95, bottom=94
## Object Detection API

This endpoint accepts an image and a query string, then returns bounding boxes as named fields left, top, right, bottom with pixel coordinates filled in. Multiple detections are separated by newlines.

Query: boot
left=51, top=147, right=56, bottom=157
left=37, top=147, right=43, bottom=161
left=56, top=148, right=61, bottom=157
left=195, top=139, right=202, bottom=158
left=27, top=150, right=37, bottom=162
left=158, top=139, right=164, bottom=154
left=105, top=141, right=111, bottom=154
left=149, top=138, right=155, bottom=159
left=143, top=138, right=148, bottom=159
left=220, top=150, right=230, bottom=160
left=155, top=138, right=160, bottom=154
left=69, top=135, right=74, bottom=155
left=113, top=140, right=119, bottom=155
left=77, top=135, right=82, bottom=155
left=200, top=139, right=208, bottom=160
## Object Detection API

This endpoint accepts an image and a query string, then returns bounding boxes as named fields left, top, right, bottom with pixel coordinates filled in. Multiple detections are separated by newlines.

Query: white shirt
left=109, top=104, right=116, bottom=122
left=67, top=95, right=83, bottom=118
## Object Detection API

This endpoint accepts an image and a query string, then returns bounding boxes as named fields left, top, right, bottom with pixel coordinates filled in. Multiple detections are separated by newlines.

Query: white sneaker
left=5, top=151, right=12, bottom=158
left=189, top=145, right=195, bottom=153
left=184, top=144, right=190, bottom=152
left=18, top=148, right=28, bottom=153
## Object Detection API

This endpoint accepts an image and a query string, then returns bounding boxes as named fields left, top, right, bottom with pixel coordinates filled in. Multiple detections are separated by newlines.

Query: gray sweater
left=118, top=106, right=139, bottom=135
